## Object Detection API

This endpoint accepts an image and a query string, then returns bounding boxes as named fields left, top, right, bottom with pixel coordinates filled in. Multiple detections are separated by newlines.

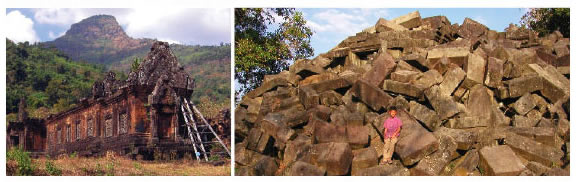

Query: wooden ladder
left=180, top=98, right=231, bottom=161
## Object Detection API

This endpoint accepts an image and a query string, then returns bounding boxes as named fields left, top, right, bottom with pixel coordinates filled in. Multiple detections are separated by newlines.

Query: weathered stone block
left=512, top=115, right=537, bottom=128
left=394, top=110, right=439, bottom=166
left=440, top=67, right=466, bottom=96
left=451, top=150, right=480, bottom=176
left=389, top=95, right=410, bottom=112
left=299, top=72, right=339, bottom=86
left=246, top=128, right=274, bottom=154
left=307, top=78, right=352, bottom=94
left=375, top=18, right=407, bottom=32
left=526, top=161, right=551, bottom=175
left=458, top=18, right=489, bottom=39
left=362, top=51, right=396, bottom=87
left=351, top=148, right=379, bottom=175
left=290, top=59, right=326, bottom=78
left=528, top=64, right=570, bottom=103
left=390, top=70, right=421, bottom=83
left=478, top=145, right=526, bottom=176
left=252, top=155, right=279, bottom=176
left=314, top=120, right=347, bottom=143
left=426, top=47, right=470, bottom=67
left=339, top=70, right=362, bottom=84
left=465, top=84, right=493, bottom=123
left=330, top=110, right=347, bottom=126
left=512, top=93, right=536, bottom=115
left=504, top=75, right=543, bottom=98
left=307, top=105, right=332, bottom=122
left=314, top=142, right=353, bottom=176
left=391, top=11, right=422, bottom=29
left=425, top=85, right=461, bottom=119
left=409, top=101, right=439, bottom=131
left=352, top=79, right=393, bottom=111
left=435, top=127, right=476, bottom=150
left=320, top=90, right=343, bottom=106
left=261, top=113, right=296, bottom=145
left=448, top=117, right=488, bottom=129
left=344, top=112, right=364, bottom=126
left=241, top=97, right=262, bottom=116
left=353, top=161, right=410, bottom=176
left=504, top=132, right=564, bottom=167
left=287, top=161, right=326, bottom=176
left=464, top=53, right=486, bottom=87
left=556, top=119, right=570, bottom=141
left=544, top=167, right=570, bottom=176
left=413, top=70, right=443, bottom=90
left=484, top=57, right=505, bottom=88
left=383, top=80, right=423, bottom=98
left=525, top=109, right=542, bottom=125
left=411, top=134, right=458, bottom=176
left=235, top=107, right=250, bottom=138
left=235, top=143, right=261, bottom=166
left=298, top=87, right=319, bottom=110
left=283, top=138, right=312, bottom=167
left=347, top=125, right=369, bottom=149
left=395, top=58, right=422, bottom=72
left=246, top=77, right=289, bottom=98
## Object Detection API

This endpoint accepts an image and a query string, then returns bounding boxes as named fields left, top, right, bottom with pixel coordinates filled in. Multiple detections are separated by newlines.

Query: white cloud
left=48, top=31, right=65, bottom=39
left=31, top=8, right=230, bottom=45
left=307, top=9, right=368, bottom=35
left=34, top=9, right=86, bottom=25
left=473, top=16, right=488, bottom=26
left=6, top=10, right=39, bottom=43
left=305, top=9, right=390, bottom=37
left=122, top=8, right=230, bottom=45
left=33, top=8, right=132, bottom=26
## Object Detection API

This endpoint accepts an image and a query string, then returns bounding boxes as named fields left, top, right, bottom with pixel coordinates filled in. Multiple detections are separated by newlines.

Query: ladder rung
left=180, top=97, right=231, bottom=157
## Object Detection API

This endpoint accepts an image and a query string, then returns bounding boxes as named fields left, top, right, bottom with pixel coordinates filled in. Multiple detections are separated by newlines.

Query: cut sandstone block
left=478, top=145, right=526, bottom=176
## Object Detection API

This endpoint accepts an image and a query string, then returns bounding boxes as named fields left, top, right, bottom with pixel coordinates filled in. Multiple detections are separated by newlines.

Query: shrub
left=69, top=152, right=77, bottom=158
left=6, top=147, right=35, bottom=176
left=45, top=160, right=62, bottom=176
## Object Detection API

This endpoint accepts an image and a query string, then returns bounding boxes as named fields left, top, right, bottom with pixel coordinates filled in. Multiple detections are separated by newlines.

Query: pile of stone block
left=234, top=11, right=570, bottom=176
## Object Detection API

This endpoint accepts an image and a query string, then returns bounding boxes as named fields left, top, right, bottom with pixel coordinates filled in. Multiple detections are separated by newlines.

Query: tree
left=131, top=57, right=141, bottom=72
left=235, top=8, right=314, bottom=98
left=520, top=8, right=570, bottom=38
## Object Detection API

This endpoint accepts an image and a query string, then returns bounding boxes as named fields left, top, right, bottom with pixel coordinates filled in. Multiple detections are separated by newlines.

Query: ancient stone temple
left=8, top=41, right=227, bottom=159
left=7, top=99, right=46, bottom=157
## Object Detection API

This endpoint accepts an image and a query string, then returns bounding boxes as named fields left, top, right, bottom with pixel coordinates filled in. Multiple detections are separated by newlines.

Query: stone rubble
left=235, top=11, right=570, bottom=176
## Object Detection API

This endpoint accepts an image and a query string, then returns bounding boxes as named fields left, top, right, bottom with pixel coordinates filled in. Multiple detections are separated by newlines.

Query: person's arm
left=384, top=128, right=389, bottom=139
left=393, top=127, right=400, bottom=138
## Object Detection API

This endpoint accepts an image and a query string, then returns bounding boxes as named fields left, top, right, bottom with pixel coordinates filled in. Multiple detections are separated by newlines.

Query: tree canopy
left=6, top=39, right=106, bottom=119
left=520, top=8, right=570, bottom=38
left=235, top=8, right=314, bottom=99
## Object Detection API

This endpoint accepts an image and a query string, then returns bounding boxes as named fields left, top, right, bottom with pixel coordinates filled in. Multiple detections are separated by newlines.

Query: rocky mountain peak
left=46, top=15, right=154, bottom=64
left=64, top=15, right=129, bottom=41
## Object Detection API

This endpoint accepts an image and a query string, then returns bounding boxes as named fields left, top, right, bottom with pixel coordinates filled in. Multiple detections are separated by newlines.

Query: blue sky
left=300, top=8, right=529, bottom=56
left=5, top=8, right=231, bottom=45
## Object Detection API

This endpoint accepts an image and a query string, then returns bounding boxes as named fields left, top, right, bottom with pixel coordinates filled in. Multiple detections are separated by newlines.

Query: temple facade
left=7, top=42, right=213, bottom=159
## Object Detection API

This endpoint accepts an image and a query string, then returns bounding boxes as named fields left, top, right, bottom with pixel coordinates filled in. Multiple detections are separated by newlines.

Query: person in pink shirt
left=382, top=106, right=402, bottom=164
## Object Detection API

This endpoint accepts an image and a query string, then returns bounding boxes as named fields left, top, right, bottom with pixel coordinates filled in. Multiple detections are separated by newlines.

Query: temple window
left=105, top=118, right=113, bottom=137
left=119, top=112, right=128, bottom=134
left=87, top=118, right=94, bottom=137
left=57, top=128, right=62, bottom=144
left=66, top=125, right=71, bottom=142
left=76, top=120, right=81, bottom=140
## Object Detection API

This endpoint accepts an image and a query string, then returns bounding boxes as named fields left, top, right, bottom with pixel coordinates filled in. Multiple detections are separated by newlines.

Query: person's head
left=388, top=106, right=397, bottom=118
